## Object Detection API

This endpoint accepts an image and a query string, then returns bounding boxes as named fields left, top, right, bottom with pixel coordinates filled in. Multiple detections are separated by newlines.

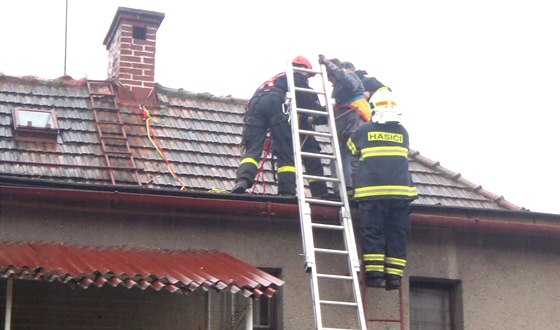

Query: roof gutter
left=1, top=183, right=559, bottom=238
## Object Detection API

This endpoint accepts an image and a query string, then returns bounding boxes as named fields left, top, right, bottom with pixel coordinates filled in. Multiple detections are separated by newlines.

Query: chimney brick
left=103, top=7, right=164, bottom=100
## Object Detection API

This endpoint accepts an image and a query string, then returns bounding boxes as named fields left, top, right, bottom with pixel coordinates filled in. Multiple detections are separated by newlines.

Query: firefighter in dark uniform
left=347, top=89, right=417, bottom=290
left=231, top=56, right=328, bottom=197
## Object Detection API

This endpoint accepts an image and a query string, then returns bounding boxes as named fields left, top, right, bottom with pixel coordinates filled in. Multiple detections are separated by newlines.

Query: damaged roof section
left=0, top=241, right=283, bottom=298
left=0, top=74, right=524, bottom=211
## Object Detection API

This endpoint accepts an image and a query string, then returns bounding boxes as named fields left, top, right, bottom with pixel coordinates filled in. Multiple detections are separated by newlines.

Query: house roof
left=0, top=241, right=283, bottom=298
left=0, top=73, right=524, bottom=211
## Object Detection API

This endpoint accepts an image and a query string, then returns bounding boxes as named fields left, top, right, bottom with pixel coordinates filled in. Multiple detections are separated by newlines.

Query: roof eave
left=1, top=177, right=559, bottom=238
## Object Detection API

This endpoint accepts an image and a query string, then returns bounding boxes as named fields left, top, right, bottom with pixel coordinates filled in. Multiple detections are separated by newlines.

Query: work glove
left=318, top=55, right=338, bottom=72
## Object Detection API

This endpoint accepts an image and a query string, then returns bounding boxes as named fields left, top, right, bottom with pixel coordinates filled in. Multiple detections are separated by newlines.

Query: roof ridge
left=0, top=73, right=87, bottom=87
left=409, top=149, right=526, bottom=211
left=155, top=83, right=248, bottom=105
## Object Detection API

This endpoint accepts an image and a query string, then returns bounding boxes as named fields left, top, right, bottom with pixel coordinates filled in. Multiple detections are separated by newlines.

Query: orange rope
left=141, top=105, right=188, bottom=190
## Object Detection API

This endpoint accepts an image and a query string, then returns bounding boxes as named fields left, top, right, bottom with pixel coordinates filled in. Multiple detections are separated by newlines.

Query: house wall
left=1, top=203, right=559, bottom=330
left=407, top=227, right=560, bottom=330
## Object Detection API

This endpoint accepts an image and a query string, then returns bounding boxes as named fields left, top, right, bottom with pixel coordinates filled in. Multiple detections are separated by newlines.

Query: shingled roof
left=0, top=74, right=523, bottom=211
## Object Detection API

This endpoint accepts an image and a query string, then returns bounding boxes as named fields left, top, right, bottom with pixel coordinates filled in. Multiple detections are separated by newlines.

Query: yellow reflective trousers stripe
left=385, top=267, right=404, bottom=277
left=365, top=264, right=384, bottom=272
left=240, top=158, right=258, bottom=167
left=386, top=257, right=407, bottom=267
left=363, top=253, right=385, bottom=262
left=277, top=166, right=296, bottom=173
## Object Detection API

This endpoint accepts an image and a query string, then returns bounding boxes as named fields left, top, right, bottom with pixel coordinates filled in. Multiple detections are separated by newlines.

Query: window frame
left=12, top=108, right=59, bottom=143
left=409, top=277, right=463, bottom=330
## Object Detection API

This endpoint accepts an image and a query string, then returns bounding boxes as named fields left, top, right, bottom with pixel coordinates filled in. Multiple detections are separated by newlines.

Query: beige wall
left=407, top=227, right=560, bottom=330
left=1, top=204, right=559, bottom=329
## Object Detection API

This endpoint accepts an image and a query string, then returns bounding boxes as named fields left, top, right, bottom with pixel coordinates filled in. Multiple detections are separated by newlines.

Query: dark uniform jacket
left=362, top=76, right=386, bottom=98
left=347, top=121, right=417, bottom=200
left=330, top=68, right=365, bottom=106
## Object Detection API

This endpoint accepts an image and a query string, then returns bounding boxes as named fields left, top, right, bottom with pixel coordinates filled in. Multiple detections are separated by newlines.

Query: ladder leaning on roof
left=86, top=80, right=142, bottom=186
left=285, top=61, right=367, bottom=330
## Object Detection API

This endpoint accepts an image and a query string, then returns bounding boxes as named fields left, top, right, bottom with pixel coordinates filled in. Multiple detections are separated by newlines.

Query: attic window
left=12, top=108, right=59, bottom=143
left=133, top=26, right=147, bottom=40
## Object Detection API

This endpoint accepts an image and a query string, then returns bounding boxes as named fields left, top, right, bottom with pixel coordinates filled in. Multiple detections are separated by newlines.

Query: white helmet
left=370, top=87, right=402, bottom=123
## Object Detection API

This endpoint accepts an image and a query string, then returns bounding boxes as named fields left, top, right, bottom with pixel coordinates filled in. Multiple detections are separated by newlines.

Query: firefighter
left=346, top=89, right=417, bottom=290
left=318, top=55, right=372, bottom=195
left=342, top=62, right=391, bottom=103
left=231, top=56, right=328, bottom=197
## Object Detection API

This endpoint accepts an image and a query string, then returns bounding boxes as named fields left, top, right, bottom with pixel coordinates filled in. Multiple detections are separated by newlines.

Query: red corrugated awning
left=0, top=242, right=284, bottom=298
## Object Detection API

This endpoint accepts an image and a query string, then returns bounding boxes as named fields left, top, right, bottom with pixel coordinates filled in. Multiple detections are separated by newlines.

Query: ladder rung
left=303, top=174, right=339, bottom=182
left=295, top=107, right=328, bottom=116
left=298, top=129, right=332, bottom=138
left=105, top=151, right=133, bottom=156
left=292, top=66, right=321, bottom=77
left=89, top=93, right=115, bottom=98
left=101, top=135, right=127, bottom=140
left=301, top=151, right=335, bottom=160
left=317, top=273, right=353, bottom=280
left=311, top=223, right=344, bottom=230
left=319, top=299, right=358, bottom=307
left=93, top=107, right=119, bottom=112
left=367, top=318, right=402, bottom=323
left=294, top=86, right=325, bottom=95
left=314, top=247, right=349, bottom=255
left=305, top=198, right=344, bottom=207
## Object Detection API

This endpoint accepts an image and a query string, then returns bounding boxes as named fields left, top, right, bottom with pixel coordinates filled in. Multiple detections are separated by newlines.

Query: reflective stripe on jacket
left=347, top=121, right=417, bottom=201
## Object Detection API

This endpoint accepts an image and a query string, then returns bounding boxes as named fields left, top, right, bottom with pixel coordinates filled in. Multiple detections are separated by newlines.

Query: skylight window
left=12, top=108, right=59, bottom=143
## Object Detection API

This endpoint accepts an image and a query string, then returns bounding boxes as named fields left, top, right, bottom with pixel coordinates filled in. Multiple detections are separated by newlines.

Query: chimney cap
left=103, top=7, right=165, bottom=48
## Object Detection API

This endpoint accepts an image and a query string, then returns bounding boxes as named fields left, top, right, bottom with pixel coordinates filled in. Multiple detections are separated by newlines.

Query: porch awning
left=0, top=242, right=283, bottom=298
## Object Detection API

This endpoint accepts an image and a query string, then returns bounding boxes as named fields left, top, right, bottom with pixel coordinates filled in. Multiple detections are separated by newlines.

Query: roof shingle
left=0, top=74, right=524, bottom=210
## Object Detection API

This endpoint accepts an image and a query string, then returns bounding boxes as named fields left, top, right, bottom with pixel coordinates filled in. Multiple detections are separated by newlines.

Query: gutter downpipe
left=4, top=277, right=13, bottom=330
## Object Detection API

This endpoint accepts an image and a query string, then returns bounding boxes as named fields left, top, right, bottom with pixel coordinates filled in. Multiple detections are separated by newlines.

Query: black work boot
left=231, top=178, right=251, bottom=193
left=310, top=181, right=328, bottom=198
left=385, top=275, right=401, bottom=290
left=365, top=273, right=384, bottom=288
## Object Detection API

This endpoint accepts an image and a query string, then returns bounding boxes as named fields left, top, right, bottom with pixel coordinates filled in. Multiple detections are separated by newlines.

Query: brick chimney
left=103, top=7, right=165, bottom=100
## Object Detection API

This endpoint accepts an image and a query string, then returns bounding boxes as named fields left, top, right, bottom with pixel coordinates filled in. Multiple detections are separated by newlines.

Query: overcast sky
left=2, top=1, right=559, bottom=214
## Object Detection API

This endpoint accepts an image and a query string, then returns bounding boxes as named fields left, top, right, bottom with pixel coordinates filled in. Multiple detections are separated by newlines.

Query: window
left=409, top=277, right=463, bottom=330
left=12, top=108, right=59, bottom=142
left=206, top=268, right=281, bottom=330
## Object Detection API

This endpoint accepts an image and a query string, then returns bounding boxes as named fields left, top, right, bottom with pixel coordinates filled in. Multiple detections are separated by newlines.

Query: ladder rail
left=287, top=62, right=367, bottom=330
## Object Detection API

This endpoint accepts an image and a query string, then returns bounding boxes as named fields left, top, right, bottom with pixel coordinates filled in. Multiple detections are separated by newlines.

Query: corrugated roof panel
left=0, top=242, right=283, bottom=297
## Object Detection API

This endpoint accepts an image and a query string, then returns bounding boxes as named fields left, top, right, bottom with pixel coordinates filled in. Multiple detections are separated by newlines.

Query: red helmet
left=292, top=56, right=313, bottom=70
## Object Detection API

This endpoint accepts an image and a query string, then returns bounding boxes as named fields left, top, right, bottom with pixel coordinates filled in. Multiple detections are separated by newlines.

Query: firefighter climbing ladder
left=86, top=80, right=141, bottom=186
left=285, top=63, right=367, bottom=330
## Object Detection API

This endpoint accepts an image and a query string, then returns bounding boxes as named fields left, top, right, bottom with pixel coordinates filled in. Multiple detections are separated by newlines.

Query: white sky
left=2, top=1, right=559, bottom=215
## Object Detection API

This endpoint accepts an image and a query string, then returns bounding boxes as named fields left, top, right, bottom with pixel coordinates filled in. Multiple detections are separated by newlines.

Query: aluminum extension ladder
left=285, top=62, right=367, bottom=330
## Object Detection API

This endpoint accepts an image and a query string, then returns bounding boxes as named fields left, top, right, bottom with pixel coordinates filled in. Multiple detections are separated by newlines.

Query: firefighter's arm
left=318, top=54, right=339, bottom=73
left=347, top=137, right=360, bottom=156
